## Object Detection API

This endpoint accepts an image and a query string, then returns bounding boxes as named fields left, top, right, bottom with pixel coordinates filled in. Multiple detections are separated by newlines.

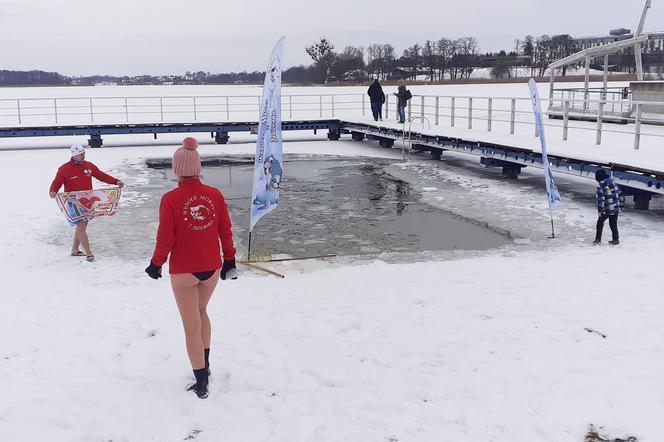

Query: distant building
left=574, top=29, right=664, bottom=54
left=476, top=55, right=531, bottom=68
left=568, top=29, right=664, bottom=74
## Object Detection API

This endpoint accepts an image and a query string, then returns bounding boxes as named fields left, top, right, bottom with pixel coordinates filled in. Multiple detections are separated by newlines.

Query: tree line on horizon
left=304, top=34, right=656, bottom=83
left=0, top=33, right=661, bottom=86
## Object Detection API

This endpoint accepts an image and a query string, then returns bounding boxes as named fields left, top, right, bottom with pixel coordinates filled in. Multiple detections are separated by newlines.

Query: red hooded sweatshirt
left=151, top=178, right=236, bottom=274
left=49, top=160, right=120, bottom=193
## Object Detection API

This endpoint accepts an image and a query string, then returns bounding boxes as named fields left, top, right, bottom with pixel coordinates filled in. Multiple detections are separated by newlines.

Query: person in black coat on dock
left=367, top=79, right=385, bottom=121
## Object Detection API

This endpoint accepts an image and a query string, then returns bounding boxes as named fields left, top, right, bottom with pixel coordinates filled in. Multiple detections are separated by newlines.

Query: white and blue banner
left=250, top=37, right=285, bottom=232
left=528, top=78, right=562, bottom=208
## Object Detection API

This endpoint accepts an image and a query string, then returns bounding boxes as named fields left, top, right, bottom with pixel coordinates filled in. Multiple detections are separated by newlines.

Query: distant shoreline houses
left=2, top=28, right=664, bottom=87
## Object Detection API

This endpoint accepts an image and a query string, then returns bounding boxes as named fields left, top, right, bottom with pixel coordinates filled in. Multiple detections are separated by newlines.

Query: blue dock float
left=0, top=119, right=661, bottom=209
left=0, top=120, right=343, bottom=147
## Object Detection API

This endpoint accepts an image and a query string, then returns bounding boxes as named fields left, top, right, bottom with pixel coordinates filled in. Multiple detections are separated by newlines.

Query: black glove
left=145, top=261, right=162, bottom=280
left=220, top=259, right=237, bottom=280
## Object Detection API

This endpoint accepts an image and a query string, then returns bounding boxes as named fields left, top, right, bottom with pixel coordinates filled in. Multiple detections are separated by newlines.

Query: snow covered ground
left=1, top=129, right=663, bottom=442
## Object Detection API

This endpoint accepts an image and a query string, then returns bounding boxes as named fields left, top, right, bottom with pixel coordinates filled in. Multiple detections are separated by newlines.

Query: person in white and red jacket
left=49, top=144, right=124, bottom=261
left=145, top=137, right=237, bottom=399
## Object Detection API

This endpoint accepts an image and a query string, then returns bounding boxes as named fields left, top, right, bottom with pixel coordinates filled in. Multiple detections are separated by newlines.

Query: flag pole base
left=548, top=219, right=556, bottom=239
left=239, top=261, right=285, bottom=278
left=247, top=231, right=252, bottom=263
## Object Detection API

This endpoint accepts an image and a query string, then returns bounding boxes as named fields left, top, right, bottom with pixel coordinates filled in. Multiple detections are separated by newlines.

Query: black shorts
left=191, top=270, right=215, bottom=281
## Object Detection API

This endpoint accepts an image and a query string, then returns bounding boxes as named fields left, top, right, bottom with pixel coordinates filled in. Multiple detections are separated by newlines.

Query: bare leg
left=71, top=233, right=81, bottom=254
left=197, top=270, right=220, bottom=349
left=171, top=273, right=206, bottom=369
left=75, top=221, right=92, bottom=256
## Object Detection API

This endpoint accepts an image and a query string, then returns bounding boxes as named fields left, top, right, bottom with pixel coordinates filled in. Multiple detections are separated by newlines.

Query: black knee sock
left=193, top=367, right=208, bottom=387
left=204, top=348, right=210, bottom=371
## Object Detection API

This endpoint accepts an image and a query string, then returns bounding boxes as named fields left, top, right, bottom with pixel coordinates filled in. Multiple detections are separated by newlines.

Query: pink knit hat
left=172, top=137, right=201, bottom=177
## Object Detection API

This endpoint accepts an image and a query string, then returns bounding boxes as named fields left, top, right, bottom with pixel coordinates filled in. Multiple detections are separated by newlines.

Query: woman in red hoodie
left=145, top=137, right=237, bottom=399
left=49, top=144, right=124, bottom=262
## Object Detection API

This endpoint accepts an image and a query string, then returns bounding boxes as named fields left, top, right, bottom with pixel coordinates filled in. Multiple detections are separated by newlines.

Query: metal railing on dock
left=1, top=91, right=664, bottom=150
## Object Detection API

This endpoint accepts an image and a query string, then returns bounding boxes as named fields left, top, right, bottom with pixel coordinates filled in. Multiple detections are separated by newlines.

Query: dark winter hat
left=595, top=169, right=607, bottom=182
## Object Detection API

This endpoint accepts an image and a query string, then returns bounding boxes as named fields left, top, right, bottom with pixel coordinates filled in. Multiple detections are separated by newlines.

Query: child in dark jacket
left=594, top=169, right=625, bottom=245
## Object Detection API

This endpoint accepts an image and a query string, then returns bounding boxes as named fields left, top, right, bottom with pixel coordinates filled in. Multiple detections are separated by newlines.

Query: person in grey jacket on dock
left=393, top=79, right=412, bottom=124
left=593, top=169, right=625, bottom=245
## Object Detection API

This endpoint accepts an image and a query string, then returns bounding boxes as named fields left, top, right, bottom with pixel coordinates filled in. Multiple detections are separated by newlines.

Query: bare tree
left=513, top=39, right=521, bottom=77
left=491, top=57, right=512, bottom=79
left=422, top=40, right=437, bottom=81
left=306, top=37, right=336, bottom=83
left=533, top=35, right=553, bottom=77
left=436, top=38, right=454, bottom=80
left=453, top=37, right=479, bottom=79
left=330, top=46, right=366, bottom=81
left=522, top=35, right=535, bottom=76
left=549, top=34, right=578, bottom=76
left=367, top=44, right=383, bottom=79
left=382, top=44, right=396, bottom=79
left=367, top=44, right=396, bottom=80
left=400, top=43, right=422, bottom=80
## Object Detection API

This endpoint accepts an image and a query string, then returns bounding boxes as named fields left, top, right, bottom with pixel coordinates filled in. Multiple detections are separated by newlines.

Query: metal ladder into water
left=401, top=116, right=431, bottom=161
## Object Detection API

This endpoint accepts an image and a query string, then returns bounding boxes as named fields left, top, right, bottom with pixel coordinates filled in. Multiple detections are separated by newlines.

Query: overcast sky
left=1, top=0, right=661, bottom=76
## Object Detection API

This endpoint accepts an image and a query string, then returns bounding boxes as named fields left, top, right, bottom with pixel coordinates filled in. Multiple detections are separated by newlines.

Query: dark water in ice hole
left=145, top=156, right=511, bottom=258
